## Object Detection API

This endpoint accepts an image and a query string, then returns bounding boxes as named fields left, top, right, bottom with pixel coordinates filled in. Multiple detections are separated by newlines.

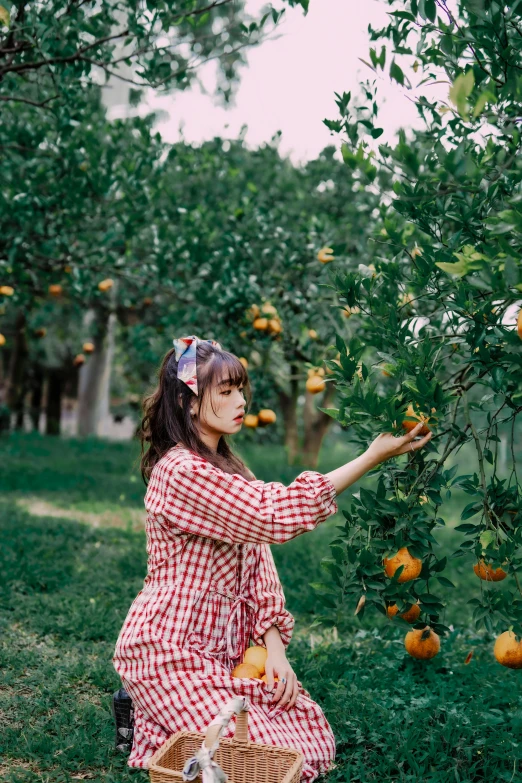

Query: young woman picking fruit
left=113, top=335, right=431, bottom=781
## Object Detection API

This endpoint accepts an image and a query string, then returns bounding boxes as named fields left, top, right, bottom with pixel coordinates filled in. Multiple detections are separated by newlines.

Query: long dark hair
left=138, top=341, right=255, bottom=484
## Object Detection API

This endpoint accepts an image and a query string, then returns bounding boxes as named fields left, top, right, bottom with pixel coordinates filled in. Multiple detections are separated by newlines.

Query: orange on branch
left=238, top=357, right=249, bottom=369
left=98, top=278, right=114, bottom=292
left=517, top=309, right=522, bottom=340
left=494, top=631, right=522, bottom=669
left=386, top=602, right=421, bottom=623
left=73, top=353, right=85, bottom=367
left=402, top=404, right=431, bottom=436
left=48, top=284, right=63, bottom=297
left=307, top=367, right=325, bottom=378
left=473, top=559, right=508, bottom=582
left=83, top=342, right=95, bottom=354
left=34, top=328, right=47, bottom=338
left=267, top=318, right=283, bottom=334
left=384, top=547, right=423, bottom=583
left=306, top=375, right=325, bottom=394
left=243, top=414, right=259, bottom=428
left=260, top=302, right=278, bottom=317
left=231, top=663, right=262, bottom=679
left=143, top=297, right=153, bottom=306
left=308, top=329, right=318, bottom=339
left=253, top=317, right=269, bottom=331
left=0, top=333, right=5, bottom=346
left=405, top=627, right=440, bottom=660
left=243, top=646, right=268, bottom=675
left=318, top=246, right=335, bottom=264
left=0, top=285, right=14, bottom=296
left=258, top=409, right=276, bottom=425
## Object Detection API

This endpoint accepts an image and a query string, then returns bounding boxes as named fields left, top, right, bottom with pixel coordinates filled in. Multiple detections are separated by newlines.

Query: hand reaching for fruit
left=366, top=421, right=432, bottom=465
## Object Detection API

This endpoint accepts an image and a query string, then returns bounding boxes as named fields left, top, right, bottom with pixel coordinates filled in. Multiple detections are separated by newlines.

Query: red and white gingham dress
left=113, top=444, right=339, bottom=781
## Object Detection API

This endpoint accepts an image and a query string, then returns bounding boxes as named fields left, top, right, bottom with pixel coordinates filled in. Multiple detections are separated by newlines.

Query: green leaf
left=448, top=70, right=475, bottom=120
left=0, top=5, right=10, bottom=27
left=390, top=60, right=404, bottom=86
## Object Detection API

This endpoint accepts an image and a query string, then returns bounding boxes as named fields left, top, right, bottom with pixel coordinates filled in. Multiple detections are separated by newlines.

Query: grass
left=1, top=432, right=521, bottom=782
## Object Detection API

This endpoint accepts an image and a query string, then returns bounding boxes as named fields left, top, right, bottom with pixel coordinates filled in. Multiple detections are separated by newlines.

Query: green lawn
left=1, top=433, right=521, bottom=782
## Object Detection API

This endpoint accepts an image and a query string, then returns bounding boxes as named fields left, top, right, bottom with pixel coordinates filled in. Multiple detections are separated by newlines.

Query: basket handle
left=203, top=696, right=249, bottom=752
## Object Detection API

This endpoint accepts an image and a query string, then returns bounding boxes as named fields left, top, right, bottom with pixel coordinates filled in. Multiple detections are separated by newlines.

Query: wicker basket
left=148, top=697, right=303, bottom=783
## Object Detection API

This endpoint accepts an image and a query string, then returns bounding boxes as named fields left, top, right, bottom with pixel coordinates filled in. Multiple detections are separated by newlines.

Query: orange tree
left=113, top=137, right=386, bottom=466
left=312, top=0, right=522, bottom=659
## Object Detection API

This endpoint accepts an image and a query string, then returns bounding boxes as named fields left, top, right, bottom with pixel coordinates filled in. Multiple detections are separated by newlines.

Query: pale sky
left=107, top=0, right=450, bottom=164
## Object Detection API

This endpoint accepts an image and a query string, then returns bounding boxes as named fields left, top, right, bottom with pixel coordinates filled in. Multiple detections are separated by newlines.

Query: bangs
left=205, top=351, right=249, bottom=390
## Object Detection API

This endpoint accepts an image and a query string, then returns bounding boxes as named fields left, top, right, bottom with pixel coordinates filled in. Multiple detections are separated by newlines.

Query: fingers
left=397, top=429, right=432, bottom=456
left=274, top=671, right=297, bottom=709
left=399, top=421, right=425, bottom=443
left=265, top=663, right=275, bottom=691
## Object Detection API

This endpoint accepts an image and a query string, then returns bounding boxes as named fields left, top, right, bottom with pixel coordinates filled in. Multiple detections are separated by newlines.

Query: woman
left=112, top=335, right=431, bottom=780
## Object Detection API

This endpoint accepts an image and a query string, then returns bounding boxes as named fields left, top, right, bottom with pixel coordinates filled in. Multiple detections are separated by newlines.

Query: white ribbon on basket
left=182, top=696, right=250, bottom=783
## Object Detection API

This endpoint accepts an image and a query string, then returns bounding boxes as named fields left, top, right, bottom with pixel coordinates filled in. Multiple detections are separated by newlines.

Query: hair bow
left=173, top=335, right=221, bottom=396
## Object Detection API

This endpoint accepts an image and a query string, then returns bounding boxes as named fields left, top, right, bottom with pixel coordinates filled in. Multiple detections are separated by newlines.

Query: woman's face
left=192, top=377, right=246, bottom=437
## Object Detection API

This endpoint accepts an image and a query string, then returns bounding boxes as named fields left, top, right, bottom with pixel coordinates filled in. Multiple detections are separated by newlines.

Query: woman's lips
left=234, top=415, right=244, bottom=421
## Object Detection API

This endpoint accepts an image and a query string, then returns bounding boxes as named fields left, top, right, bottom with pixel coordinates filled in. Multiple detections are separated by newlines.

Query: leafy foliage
left=317, top=0, right=522, bottom=640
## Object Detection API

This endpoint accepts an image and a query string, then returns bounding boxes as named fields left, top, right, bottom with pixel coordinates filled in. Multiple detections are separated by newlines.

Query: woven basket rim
left=148, top=728, right=304, bottom=780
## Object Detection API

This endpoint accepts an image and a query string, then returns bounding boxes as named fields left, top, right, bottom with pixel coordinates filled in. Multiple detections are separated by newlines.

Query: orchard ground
left=1, top=433, right=521, bottom=783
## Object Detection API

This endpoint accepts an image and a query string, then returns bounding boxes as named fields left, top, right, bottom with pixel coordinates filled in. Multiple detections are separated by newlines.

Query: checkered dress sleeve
left=250, top=543, right=295, bottom=648
left=146, top=455, right=338, bottom=545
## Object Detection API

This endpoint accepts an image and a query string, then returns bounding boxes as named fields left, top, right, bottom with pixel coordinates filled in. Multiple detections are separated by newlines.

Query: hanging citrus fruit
left=494, top=631, right=522, bottom=669
left=384, top=547, right=423, bottom=583
left=404, top=627, right=440, bottom=660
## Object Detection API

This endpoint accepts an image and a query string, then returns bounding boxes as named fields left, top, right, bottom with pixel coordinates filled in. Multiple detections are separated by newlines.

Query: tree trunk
left=278, top=363, right=300, bottom=465
left=6, top=310, right=28, bottom=431
left=29, top=365, right=45, bottom=432
left=77, top=306, right=117, bottom=436
left=301, top=380, right=337, bottom=468
left=46, top=368, right=63, bottom=435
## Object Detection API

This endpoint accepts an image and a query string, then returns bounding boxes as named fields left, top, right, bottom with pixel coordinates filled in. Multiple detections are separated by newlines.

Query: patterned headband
left=173, top=334, right=222, bottom=396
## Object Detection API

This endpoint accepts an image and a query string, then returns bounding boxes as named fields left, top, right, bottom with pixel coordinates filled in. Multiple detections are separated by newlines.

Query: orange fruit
left=243, top=646, right=268, bottom=675
left=143, top=297, right=153, bottom=306
left=73, top=353, right=85, bottom=366
left=0, top=333, right=5, bottom=346
left=98, top=278, right=114, bottom=292
left=258, top=409, right=276, bottom=425
left=253, top=317, right=268, bottom=331
left=402, top=404, right=431, bottom=436
left=48, top=284, right=63, bottom=297
left=83, top=342, right=95, bottom=353
left=267, top=318, right=283, bottom=334
left=473, top=559, right=507, bottom=582
left=306, top=375, right=325, bottom=394
left=308, top=329, right=318, bottom=339
left=494, top=631, right=522, bottom=669
left=342, top=306, right=360, bottom=318
left=307, top=367, right=325, bottom=378
left=384, top=547, right=423, bottom=583
left=238, top=357, right=249, bottom=369
left=231, top=663, right=262, bottom=679
left=260, top=302, right=278, bottom=317
left=261, top=674, right=279, bottom=684
left=243, top=414, right=259, bottom=428
left=404, top=627, right=440, bottom=660
left=386, top=602, right=421, bottom=623
left=247, top=304, right=260, bottom=321
left=318, top=246, right=334, bottom=264
left=0, top=285, right=14, bottom=296
left=518, top=309, right=522, bottom=340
